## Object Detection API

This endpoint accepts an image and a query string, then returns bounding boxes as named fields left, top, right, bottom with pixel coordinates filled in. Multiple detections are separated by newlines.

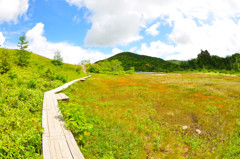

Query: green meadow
left=59, top=73, right=240, bottom=158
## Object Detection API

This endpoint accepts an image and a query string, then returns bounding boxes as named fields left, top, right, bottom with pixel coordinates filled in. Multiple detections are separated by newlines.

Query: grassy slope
left=0, top=48, right=85, bottom=158
left=59, top=73, right=240, bottom=158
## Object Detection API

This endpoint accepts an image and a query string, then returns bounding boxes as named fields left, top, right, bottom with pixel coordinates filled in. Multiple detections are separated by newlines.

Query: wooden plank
left=52, top=93, right=60, bottom=113
left=43, top=92, right=47, bottom=110
left=49, top=137, right=57, bottom=159
left=43, top=76, right=90, bottom=159
left=65, top=132, right=85, bottom=159
left=52, top=137, right=63, bottom=159
left=48, top=110, right=56, bottom=137
left=60, top=93, right=69, bottom=100
left=42, top=109, right=49, bottom=137
left=55, top=93, right=69, bottom=101
left=58, top=135, right=73, bottom=158
left=55, top=94, right=61, bottom=100
left=42, top=136, right=51, bottom=159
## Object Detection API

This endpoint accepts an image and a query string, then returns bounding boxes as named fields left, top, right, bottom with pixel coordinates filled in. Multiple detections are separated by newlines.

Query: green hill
left=0, top=48, right=85, bottom=158
left=99, top=52, right=179, bottom=72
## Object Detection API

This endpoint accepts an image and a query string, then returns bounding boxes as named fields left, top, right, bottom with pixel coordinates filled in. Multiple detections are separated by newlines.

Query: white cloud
left=26, top=23, right=112, bottom=64
left=137, top=16, right=240, bottom=60
left=85, top=13, right=143, bottom=46
left=66, top=0, right=240, bottom=59
left=0, top=0, right=29, bottom=23
left=137, top=41, right=177, bottom=58
left=0, top=32, right=5, bottom=46
left=66, top=0, right=84, bottom=8
left=112, top=48, right=123, bottom=54
left=129, top=46, right=137, bottom=53
left=146, top=22, right=160, bottom=36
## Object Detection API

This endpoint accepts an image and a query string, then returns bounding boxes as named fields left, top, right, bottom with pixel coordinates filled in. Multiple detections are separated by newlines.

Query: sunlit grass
left=0, top=48, right=86, bottom=158
left=60, top=73, right=240, bottom=158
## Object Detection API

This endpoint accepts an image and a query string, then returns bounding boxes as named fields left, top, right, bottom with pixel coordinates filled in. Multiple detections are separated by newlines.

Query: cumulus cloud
left=0, top=32, right=5, bottom=46
left=66, top=0, right=240, bottom=59
left=137, top=16, right=240, bottom=60
left=0, top=0, right=29, bottom=23
left=85, top=13, right=143, bottom=46
left=112, top=48, right=123, bottom=54
left=137, top=41, right=177, bottom=58
left=129, top=47, right=137, bottom=53
left=26, top=23, right=112, bottom=64
left=146, top=22, right=160, bottom=36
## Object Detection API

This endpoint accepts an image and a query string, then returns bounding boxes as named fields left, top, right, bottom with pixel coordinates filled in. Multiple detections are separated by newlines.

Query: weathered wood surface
left=42, top=76, right=91, bottom=159
left=55, top=93, right=69, bottom=100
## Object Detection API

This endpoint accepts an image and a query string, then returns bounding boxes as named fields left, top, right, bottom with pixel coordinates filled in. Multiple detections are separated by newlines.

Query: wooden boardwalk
left=42, top=76, right=90, bottom=159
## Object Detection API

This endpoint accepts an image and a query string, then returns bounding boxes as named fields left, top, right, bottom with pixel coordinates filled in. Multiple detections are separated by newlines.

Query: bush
left=0, top=84, right=2, bottom=95
left=0, top=49, right=11, bottom=74
left=27, top=79, right=37, bottom=89
left=55, top=74, right=67, bottom=83
left=126, top=67, right=135, bottom=74
left=88, top=60, right=125, bottom=75
left=16, top=50, right=31, bottom=66
left=44, top=68, right=54, bottom=87
left=51, top=50, right=63, bottom=66
left=18, top=88, right=29, bottom=101
left=76, top=66, right=82, bottom=74
left=87, top=64, right=100, bottom=73
left=8, top=72, right=18, bottom=80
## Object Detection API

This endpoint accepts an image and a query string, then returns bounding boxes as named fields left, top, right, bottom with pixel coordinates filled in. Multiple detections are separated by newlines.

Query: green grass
left=0, top=48, right=85, bottom=158
left=59, top=73, right=240, bottom=158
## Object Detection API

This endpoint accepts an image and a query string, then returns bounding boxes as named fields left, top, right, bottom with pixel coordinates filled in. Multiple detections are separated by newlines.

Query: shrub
left=44, top=68, right=54, bottom=87
left=55, top=74, right=67, bottom=83
left=76, top=66, right=82, bottom=74
left=88, top=60, right=125, bottom=75
left=38, top=65, right=44, bottom=70
left=18, top=88, right=29, bottom=101
left=0, top=49, right=11, bottom=74
left=8, top=72, right=18, bottom=80
left=16, top=50, right=31, bottom=66
left=51, top=50, right=63, bottom=66
left=27, top=79, right=37, bottom=89
left=0, top=83, right=2, bottom=95
left=87, top=64, right=100, bottom=73
left=126, top=67, right=135, bottom=74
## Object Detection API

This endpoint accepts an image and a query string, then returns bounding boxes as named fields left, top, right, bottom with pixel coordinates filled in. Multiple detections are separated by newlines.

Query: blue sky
left=0, top=0, right=240, bottom=64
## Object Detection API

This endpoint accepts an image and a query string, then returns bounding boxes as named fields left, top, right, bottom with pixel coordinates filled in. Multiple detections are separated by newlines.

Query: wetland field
left=59, top=73, right=240, bottom=158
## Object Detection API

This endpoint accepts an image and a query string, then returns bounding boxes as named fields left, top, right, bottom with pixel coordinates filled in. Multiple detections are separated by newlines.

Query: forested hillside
left=99, top=52, right=180, bottom=72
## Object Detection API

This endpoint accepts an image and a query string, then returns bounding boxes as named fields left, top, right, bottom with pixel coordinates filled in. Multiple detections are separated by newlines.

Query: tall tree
left=16, top=33, right=31, bottom=66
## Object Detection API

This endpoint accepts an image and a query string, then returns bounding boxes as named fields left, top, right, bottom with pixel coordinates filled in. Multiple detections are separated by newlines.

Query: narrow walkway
left=42, top=76, right=91, bottom=159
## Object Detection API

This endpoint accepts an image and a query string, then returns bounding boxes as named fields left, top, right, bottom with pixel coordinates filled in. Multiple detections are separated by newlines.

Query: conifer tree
left=16, top=33, right=30, bottom=66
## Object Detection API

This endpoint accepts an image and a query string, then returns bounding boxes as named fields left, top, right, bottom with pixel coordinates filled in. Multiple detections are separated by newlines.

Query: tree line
left=181, top=50, right=240, bottom=73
